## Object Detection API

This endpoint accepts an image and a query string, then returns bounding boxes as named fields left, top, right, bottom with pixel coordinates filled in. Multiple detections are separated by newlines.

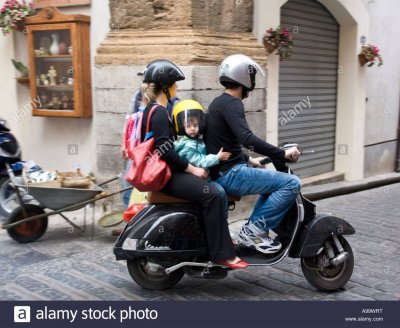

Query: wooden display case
left=25, top=7, right=92, bottom=118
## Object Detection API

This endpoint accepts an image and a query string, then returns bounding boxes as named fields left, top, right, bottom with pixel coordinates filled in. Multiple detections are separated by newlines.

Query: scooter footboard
left=289, top=214, right=355, bottom=258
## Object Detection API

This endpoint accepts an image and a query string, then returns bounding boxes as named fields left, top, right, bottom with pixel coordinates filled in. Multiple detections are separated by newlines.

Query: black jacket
left=204, top=93, right=285, bottom=178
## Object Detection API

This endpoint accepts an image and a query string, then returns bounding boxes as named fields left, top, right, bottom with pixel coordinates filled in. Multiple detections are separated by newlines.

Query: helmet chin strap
left=241, top=88, right=249, bottom=99
left=163, top=88, right=172, bottom=102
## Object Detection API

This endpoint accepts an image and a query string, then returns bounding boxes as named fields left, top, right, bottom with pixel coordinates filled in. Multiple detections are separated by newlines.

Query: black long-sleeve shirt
left=141, top=104, right=189, bottom=172
left=204, top=93, right=285, bottom=178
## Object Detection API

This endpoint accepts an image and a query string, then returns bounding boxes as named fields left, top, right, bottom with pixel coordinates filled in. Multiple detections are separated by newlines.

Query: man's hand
left=185, top=164, right=209, bottom=179
left=217, top=148, right=232, bottom=161
left=284, top=146, right=301, bottom=162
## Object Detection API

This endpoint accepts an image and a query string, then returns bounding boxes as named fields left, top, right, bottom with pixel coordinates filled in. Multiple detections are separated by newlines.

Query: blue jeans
left=216, top=164, right=301, bottom=232
left=122, top=160, right=133, bottom=209
left=208, top=180, right=228, bottom=213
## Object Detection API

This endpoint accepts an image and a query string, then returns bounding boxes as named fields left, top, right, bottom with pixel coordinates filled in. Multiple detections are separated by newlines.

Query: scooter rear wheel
left=127, top=257, right=184, bottom=290
left=6, top=204, right=48, bottom=243
left=301, top=236, right=354, bottom=292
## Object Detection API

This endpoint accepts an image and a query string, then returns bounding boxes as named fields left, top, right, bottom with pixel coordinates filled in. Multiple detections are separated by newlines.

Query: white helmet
left=219, top=54, right=265, bottom=92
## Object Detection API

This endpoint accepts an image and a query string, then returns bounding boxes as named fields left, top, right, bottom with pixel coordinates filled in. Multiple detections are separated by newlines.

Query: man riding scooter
left=205, top=54, right=302, bottom=254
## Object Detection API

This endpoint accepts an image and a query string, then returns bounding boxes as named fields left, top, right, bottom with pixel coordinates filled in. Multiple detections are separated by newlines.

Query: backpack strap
left=144, top=104, right=159, bottom=141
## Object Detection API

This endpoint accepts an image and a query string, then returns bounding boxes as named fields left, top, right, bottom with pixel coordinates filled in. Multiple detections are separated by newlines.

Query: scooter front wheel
left=127, top=257, right=184, bottom=290
left=301, top=236, right=354, bottom=292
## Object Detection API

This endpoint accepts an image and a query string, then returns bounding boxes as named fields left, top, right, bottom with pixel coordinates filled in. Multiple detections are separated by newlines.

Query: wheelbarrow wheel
left=7, top=204, right=48, bottom=243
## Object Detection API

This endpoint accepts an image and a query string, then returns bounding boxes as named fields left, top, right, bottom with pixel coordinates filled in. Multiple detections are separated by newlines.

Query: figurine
left=39, top=36, right=51, bottom=53
left=67, top=77, right=74, bottom=86
left=50, top=93, right=62, bottom=109
left=59, top=42, right=67, bottom=55
left=61, top=92, right=71, bottom=109
left=39, top=94, right=48, bottom=108
left=66, top=66, right=73, bottom=77
left=58, top=76, right=66, bottom=85
left=40, top=74, right=49, bottom=86
left=39, top=47, right=49, bottom=55
left=68, top=45, right=72, bottom=55
left=48, top=66, right=57, bottom=86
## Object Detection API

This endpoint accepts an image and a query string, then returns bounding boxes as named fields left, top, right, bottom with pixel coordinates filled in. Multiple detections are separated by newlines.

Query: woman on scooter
left=138, top=59, right=248, bottom=269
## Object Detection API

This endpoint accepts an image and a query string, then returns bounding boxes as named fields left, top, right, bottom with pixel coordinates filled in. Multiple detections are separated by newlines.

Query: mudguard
left=289, top=213, right=355, bottom=258
left=113, top=204, right=207, bottom=260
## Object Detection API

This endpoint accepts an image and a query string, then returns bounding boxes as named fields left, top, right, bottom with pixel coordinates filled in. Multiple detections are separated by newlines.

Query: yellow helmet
left=172, top=99, right=206, bottom=136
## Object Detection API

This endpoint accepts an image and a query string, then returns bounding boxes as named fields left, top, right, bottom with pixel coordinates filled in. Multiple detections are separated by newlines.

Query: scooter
left=0, top=118, right=25, bottom=217
left=113, top=143, right=355, bottom=292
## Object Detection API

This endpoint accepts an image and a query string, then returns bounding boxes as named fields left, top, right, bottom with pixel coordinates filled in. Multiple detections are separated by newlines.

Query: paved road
left=0, top=183, right=399, bottom=301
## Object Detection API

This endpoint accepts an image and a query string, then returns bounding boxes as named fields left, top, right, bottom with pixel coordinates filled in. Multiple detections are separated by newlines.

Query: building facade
left=1, top=0, right=399, bottom=184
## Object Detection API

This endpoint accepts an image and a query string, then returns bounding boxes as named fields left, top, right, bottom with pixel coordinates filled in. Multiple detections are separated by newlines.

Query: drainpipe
left=396, top=98, right=400, bottom=172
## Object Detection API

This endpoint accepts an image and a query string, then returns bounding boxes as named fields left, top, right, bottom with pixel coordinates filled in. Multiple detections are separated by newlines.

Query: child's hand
left=217, top=148, right=231, bottom=161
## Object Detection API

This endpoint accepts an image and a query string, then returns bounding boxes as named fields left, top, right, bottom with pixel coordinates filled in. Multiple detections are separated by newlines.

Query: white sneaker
left=236, top=224, right=282, bottom=254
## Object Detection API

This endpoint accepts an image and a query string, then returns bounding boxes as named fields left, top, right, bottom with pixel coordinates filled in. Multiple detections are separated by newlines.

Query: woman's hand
left=217, top=148, right=231, bottom=161
left=185, top=164, right=209, bottom=179
left=248, top=156, right=264, bottom=167
left=121, top=147, right=128, bottom=159
left=284, top=146, right=301, bottom=162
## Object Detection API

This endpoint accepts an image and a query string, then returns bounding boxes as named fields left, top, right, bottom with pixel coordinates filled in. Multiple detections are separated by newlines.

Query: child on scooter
left=172, top=100, right=231, bottom=206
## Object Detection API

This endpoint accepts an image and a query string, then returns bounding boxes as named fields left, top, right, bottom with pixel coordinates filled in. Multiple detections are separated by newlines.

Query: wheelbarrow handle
left=97, top=176, right=120, bottom=186
left=1, top=186, right=133, bottom=230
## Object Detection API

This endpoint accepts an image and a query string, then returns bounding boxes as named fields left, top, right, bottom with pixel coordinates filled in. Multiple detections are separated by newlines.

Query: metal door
left=279, top=0, right=339, bottom=178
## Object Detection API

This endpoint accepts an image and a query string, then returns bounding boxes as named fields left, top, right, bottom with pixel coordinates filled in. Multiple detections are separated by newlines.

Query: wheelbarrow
left=1, top=163, right=132, bottom=243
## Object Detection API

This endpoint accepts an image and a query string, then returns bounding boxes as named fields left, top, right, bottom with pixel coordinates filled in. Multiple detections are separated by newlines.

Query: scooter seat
left=147, top=191, right=241, bottom=204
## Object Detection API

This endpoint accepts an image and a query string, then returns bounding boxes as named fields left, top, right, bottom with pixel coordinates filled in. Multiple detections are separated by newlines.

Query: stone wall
left=95, top=0, right=266, bottom=217
left=94, top=64, right=267, bottom=179
left=109, top=0, right=253, bottom=32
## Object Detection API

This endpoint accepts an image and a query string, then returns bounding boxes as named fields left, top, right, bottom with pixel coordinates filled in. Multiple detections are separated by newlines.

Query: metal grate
left=278, top=0, right=339, bottom=178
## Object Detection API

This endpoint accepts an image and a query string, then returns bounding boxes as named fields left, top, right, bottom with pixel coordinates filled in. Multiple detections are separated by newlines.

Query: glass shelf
left=35, top=55, right=72, bottom=58
left=37, top=85, right=73, bottom=90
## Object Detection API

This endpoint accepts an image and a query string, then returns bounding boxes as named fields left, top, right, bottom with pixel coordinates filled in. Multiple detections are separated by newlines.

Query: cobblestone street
left=0, top=183, right=399, bottom=301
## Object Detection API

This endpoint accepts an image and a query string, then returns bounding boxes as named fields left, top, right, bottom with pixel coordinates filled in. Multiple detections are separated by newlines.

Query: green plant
left=0, top=0, right=35, bottom=35
left=12, top=59, right=29, bottom=77
left=262, top=26, right=293, bottom=60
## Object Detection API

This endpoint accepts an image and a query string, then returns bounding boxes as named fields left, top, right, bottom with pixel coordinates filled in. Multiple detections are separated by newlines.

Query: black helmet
left=142, top=59, right=185, bottom=96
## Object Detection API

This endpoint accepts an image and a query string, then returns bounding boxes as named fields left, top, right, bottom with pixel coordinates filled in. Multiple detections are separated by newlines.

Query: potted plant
left=262, top=26, right=293, bottom=60
left=12, top=59, right=29, bottom=85
left=0, top=0, right=35, bottom=35
left=358, top=44, right=383, bottom=67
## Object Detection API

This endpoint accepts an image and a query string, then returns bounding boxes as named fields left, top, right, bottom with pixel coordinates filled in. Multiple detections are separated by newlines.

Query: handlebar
left=257, top=143, right=314, bottom=172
